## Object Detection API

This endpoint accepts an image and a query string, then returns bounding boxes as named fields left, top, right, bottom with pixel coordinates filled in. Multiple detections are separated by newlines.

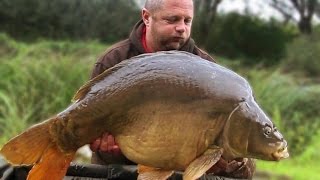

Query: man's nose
left=175, top=21, right=186, bottom=33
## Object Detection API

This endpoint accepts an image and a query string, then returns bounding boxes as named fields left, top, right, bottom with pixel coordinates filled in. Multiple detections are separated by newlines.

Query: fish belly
left=114, top=101, right=224, bottom=170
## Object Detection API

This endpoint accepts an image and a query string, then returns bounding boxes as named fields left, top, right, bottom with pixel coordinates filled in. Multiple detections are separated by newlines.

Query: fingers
left=225, top=158, right=246, bottom=173
left=215, top=158, right=228, bottom=168
left=206, top=157, right=228, bottom=174
left=89, top=137, right=102, bottom=152
left=225, top=160, right=244, bottom=173
left=103, top=134, right=121, bottom=155
left=89, top=132, right=109, bottom=152
left=89, top=132, right=122, bottom=155
left=100, top=133, right=113, bottom=152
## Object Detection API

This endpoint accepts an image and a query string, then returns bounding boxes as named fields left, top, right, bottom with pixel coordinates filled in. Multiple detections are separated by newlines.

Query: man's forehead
left=155, top=0, right=194, bottom=16
left=162, top=0, right=193, bottom=10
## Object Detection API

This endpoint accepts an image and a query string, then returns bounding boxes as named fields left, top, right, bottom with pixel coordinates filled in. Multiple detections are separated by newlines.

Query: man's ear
left=142, top=8, right=151, bottom=26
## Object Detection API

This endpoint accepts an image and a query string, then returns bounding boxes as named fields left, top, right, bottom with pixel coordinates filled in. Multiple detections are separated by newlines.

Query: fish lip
left=271, top=146, right=289, bottom=161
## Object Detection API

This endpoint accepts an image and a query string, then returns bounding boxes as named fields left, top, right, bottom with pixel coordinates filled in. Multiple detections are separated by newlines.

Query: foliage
left=193, top=0, right=222, bottom=46
left=221, top=57, right=320, bottom=156
left=0, top=33, right=106, bottom=144
left=281, top=31, right=320, bottom=77
left=257, top=157, right=320, bottom=180
left=243, top=69, right=320, bottom=155
left=0, top=0, right=140, bottom=42
left=0, top=33, right=18, bottom=58
left=269, top=0, right=318, bottom=34
left=257, top=130, right=320, bottom=179
left=194, top=13, right=293, bottom=66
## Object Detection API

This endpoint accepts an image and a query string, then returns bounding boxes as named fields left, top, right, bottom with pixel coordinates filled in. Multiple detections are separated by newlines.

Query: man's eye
left=166, top=18, right=177, bottom=23
left=185, top=19, right=192, bottom=25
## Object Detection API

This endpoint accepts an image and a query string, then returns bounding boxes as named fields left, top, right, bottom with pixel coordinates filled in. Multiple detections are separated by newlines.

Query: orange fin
left=0, top=118, right=54, bottom=165
left=137, top=164, right=174, bottom=180
left=183, top=146, right=223, bottom=180
left=27, top=144, right=74, bottom=180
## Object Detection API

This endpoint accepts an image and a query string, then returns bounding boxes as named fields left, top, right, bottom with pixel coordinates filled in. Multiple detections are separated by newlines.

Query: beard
left=158, top=36, right=187, bottom=51
left=150, top=27, right=188, bottom=51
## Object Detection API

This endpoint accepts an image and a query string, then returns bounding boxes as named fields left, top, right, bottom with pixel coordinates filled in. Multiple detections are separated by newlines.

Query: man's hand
left=90, top=132, right=122, bottom=156
left=207, top=157, right=255, bottom=179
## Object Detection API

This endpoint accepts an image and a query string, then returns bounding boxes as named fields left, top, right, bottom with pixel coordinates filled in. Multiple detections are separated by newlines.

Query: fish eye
left=264, top=126, right=272, bottom=136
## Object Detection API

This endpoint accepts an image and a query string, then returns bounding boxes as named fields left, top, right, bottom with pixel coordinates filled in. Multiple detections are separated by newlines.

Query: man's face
left=145, top=0, right=194, bottom=51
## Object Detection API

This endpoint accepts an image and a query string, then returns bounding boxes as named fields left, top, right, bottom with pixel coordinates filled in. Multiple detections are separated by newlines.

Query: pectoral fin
left=183, top=146, right=223, bottom=180
left=137, top=164, right=174, bottom=180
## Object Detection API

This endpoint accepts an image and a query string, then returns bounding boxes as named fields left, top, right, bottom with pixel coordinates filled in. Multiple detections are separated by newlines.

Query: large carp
left=0, top=51, right=289, bottom=180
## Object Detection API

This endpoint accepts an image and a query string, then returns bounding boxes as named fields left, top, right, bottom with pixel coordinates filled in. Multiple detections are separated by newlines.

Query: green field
left=0, top=33, right=319, bottom=179
left=256, top=130, right=320, bottom=179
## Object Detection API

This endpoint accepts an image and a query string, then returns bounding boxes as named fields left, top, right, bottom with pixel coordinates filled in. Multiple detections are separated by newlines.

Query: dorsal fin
left=72, top=60, right=131, bottom=102
left=72, top=52, right=166, bottom=102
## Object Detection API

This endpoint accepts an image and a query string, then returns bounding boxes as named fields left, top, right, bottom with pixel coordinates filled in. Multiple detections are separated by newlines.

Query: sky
left=220, top=0, right=319, bottom=23
left=218, top=0, right=285, bottom=20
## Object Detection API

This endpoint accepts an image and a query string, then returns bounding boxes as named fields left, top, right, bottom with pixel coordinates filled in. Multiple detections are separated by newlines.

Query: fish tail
left=0, top=118, right=54, bottom=165
left=27, top=144, right=74, bottom=180
left=0, top=116, right=75, bottom=179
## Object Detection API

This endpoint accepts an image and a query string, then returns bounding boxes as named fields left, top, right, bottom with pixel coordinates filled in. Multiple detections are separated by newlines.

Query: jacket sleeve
left=90, top=58, right=118, bottom=79
left=90, top=40, right=132, bottom=79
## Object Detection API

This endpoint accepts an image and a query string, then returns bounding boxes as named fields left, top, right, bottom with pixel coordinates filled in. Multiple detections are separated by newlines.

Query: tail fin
left=0, top=119, right=53, bottom=165
left=0, top=117, right=75, bottom=180
left=27, top=144, right=74, bottom=180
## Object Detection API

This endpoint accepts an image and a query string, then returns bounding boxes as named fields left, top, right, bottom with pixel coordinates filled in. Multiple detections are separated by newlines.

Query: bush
left=0, top=33, right=18, bottom=58
left=0, top=37, right=106, bottom=144
left=193, top=13, right=293, bottom=66
left=246, top=69, right=320, bottom=155
left=0, top=0, right=140, bottom=42
left=281, top=33, right=320, bottom=77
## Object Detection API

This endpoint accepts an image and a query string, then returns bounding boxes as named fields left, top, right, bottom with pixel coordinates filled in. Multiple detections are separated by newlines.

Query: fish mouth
left=272, top=146, right=289, bottom=161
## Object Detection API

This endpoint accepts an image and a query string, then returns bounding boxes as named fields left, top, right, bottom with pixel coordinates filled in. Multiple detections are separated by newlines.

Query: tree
left=0, top=0, right=140, bottom=41
left=269, top=0, right=319, bottom=34
left=193, top=0, right=224, bottom=46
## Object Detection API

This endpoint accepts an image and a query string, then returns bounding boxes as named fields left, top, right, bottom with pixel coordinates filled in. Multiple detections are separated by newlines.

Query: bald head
left=142, top=0, right=194, bottom=52
left=144, top=0, right=193, bottom=13
left=144, top=0, right=164, bottom=13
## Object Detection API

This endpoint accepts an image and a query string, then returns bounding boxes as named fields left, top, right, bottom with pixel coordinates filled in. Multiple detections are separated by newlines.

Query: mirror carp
left=0, top=51, right=289, bottom=180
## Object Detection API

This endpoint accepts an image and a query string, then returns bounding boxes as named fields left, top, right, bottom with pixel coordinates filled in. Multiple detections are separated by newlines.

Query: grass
left=257, top=160, right=320, bottom=179
left=1, top=33, right=319, bottom=179
left=256, top=130, right=320, bottom=179
left=0, top=33, right=107, bottom=144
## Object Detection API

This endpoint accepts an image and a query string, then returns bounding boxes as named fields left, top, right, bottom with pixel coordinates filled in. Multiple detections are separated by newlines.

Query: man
left=90, top=0, right=255, bottom=179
